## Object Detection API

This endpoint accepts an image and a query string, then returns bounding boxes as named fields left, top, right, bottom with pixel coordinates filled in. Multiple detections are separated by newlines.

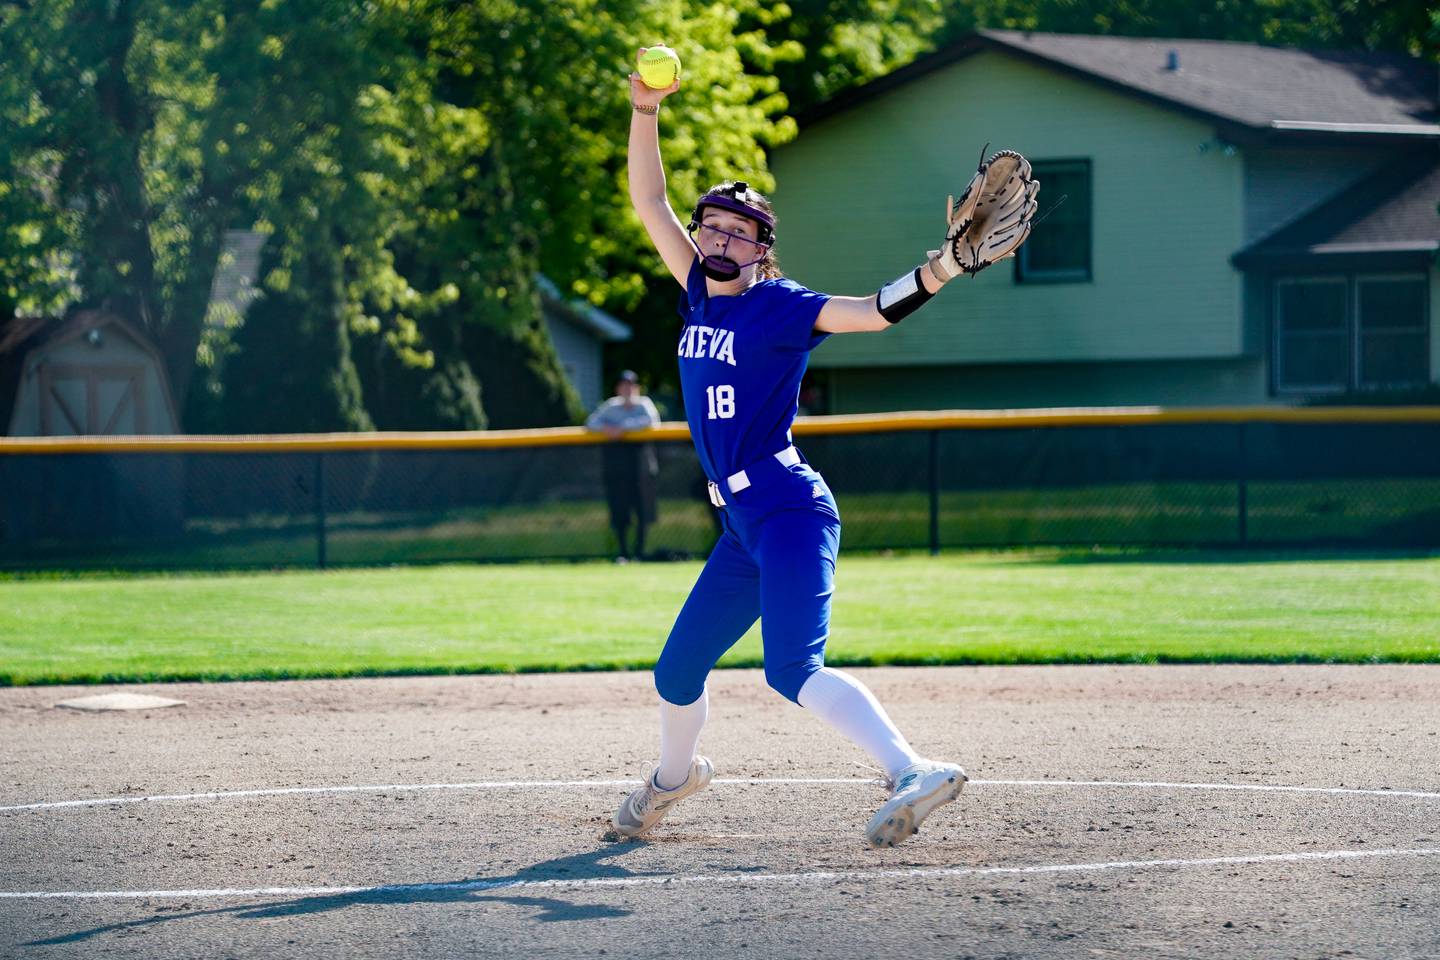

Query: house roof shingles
left=981, top=30, right=1437, bottom=133
left=799, top=30, right=1438, bottom=140
left=1234, top=153, right=1440, bottom=268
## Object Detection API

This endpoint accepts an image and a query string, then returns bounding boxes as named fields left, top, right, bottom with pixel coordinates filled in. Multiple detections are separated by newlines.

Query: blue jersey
left=676, top=257, right=831, bottom=485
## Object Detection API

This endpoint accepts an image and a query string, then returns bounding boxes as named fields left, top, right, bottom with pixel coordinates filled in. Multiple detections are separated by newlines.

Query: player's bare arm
left=626, top=51, right=693, bottom=289
left=814, top=257, right=950, bottom=334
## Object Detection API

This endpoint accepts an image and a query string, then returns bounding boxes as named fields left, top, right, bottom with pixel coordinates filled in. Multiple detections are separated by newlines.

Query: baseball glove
left=932, top=148, right=1040, bottom=279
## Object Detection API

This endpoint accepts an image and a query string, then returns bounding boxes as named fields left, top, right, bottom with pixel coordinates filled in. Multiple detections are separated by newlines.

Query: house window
left=1358, top=276, right=1428, bottom=388
left=1273, top=273, right=1429, bottom=394
left=1275, top=277, right=1348, bottom=391
left=1016, top=159, right=1091, bottom=283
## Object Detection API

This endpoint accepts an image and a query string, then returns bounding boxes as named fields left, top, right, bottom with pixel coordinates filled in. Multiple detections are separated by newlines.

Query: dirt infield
left=3, top=664, right=1439, bottom=959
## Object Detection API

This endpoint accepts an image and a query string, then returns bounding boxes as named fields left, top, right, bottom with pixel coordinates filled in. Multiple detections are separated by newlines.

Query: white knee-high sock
left=657, top=687, right=709, bottom=789
left=797, top=668, right=922, bottom=780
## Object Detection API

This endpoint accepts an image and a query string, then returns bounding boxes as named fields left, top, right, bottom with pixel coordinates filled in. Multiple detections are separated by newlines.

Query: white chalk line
left=0, top=779, right=859, bottom=813
left=4, top=777, right=1439, bottom=814
left=3, top=847, right=1439, bottom=901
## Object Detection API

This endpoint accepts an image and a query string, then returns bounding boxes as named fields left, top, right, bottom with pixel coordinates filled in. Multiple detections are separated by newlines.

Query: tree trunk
left=74, top=0, right=160, bottom=336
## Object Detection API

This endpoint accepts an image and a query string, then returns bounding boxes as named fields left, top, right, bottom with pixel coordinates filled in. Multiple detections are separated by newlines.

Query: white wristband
left=877, top=267, right=934, bottom=324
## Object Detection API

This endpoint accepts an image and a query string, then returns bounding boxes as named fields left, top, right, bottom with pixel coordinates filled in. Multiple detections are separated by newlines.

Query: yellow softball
left=638, top=44, right=681, bottom=89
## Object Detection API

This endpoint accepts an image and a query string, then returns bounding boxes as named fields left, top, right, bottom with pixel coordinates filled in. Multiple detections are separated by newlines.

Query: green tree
left=218, top=223, right=373, bottom=433
left=0, top=0, right=438, bottom=430
left=194, top=0, right=440, bottom=432
left=1, top=0, right=804, bottom=432
left=740, top=1, right=945, bottom=118
left=384, top=0, right=800, bottom=423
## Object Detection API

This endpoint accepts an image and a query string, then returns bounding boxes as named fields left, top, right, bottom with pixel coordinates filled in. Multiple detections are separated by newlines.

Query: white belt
left=707, top=445, right=801, bottom=507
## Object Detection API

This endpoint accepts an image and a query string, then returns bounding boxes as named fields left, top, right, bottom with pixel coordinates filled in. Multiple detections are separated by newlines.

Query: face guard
left=687, top=181, right=775, bottom=281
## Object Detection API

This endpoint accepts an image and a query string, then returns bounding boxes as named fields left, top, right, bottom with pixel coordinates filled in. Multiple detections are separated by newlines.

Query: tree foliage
left=0, top=0, right=802, bottom=431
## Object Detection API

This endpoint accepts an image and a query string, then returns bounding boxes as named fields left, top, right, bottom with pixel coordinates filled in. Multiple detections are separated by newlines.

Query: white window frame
left=1272, top=272, right=1429, bottom=396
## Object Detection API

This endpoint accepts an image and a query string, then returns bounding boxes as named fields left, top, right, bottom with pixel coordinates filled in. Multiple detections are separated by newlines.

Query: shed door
left=37, top=363, right=148, bottom=435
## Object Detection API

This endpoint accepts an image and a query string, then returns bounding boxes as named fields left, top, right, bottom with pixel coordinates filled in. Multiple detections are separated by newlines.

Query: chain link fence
left=3, top=410, right=1438, bottom=572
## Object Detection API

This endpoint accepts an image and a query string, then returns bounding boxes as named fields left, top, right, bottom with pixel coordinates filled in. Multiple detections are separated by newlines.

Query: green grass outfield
left=2, top=550, right=1438, bottom=685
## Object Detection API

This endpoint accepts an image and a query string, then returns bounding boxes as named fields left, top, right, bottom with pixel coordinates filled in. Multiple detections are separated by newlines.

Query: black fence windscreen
left=3, top=419, right=1439, bottom=571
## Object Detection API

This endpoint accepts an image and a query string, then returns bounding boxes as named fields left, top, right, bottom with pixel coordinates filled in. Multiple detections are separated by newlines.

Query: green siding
left=770, top=49, right=1246, bottom=369
left=823, top=263, right=1438, bottom=413
left=1242, top=146, right=1391, bottom=244
left=826, top=356, right=1270, bottom=413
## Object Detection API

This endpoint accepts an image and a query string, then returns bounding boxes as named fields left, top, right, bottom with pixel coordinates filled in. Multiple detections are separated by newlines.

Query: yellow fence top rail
left=2, top=406, right=1438, bottom=454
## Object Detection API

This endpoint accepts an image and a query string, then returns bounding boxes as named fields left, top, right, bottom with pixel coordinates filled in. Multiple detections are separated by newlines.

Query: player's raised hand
left=631, top=47, right=680, bottom=109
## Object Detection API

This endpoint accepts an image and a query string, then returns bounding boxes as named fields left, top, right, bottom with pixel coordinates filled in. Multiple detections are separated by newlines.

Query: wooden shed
left=1, top=312, right=184, bottom=548
left=1, top=311, right=180, bottom=436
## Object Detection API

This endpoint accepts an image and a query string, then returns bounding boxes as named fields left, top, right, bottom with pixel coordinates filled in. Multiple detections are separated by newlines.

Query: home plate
left=55, top=693, right=186, bottom=712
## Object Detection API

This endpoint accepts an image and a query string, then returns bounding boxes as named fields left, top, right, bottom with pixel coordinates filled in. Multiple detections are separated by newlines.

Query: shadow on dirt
left=26, top=842, right=660, bottom=946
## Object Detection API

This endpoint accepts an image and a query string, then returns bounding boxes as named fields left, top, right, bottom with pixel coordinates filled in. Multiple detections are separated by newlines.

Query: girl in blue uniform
left=614, top=52, right=968, bottom=848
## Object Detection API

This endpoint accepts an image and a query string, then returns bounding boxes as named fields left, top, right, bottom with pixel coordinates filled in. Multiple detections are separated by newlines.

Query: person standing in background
left=586, top=370, right=661, bottom=562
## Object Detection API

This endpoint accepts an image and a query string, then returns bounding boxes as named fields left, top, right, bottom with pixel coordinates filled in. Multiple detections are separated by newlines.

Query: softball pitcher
left=614, top=49, right=1037, bottom=847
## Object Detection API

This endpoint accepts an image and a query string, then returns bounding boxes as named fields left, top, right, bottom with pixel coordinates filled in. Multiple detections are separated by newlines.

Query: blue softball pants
left=654, top=456, right=841, bottom=706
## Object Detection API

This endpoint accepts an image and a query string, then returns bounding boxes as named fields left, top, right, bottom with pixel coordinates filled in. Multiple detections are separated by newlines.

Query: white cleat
left=865, top=759, right=967, bottom=848
left=611, top=756, right=715, bottom=839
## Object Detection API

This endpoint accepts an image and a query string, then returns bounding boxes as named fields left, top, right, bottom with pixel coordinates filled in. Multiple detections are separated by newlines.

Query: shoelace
left=631, top=762, right=660, bottom=816
left=631, top=762, right=692, bottom=817
left=853, top=761, right=895, bottom=794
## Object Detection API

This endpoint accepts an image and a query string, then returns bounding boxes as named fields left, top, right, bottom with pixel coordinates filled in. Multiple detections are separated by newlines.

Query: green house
left=769, top=30, right=1439, bottom=412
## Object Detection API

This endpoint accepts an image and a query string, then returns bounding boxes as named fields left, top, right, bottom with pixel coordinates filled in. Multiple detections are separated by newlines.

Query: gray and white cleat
left=865, top=759, right=967, bottom=848
left=611, top=756, right=715, bottom=839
